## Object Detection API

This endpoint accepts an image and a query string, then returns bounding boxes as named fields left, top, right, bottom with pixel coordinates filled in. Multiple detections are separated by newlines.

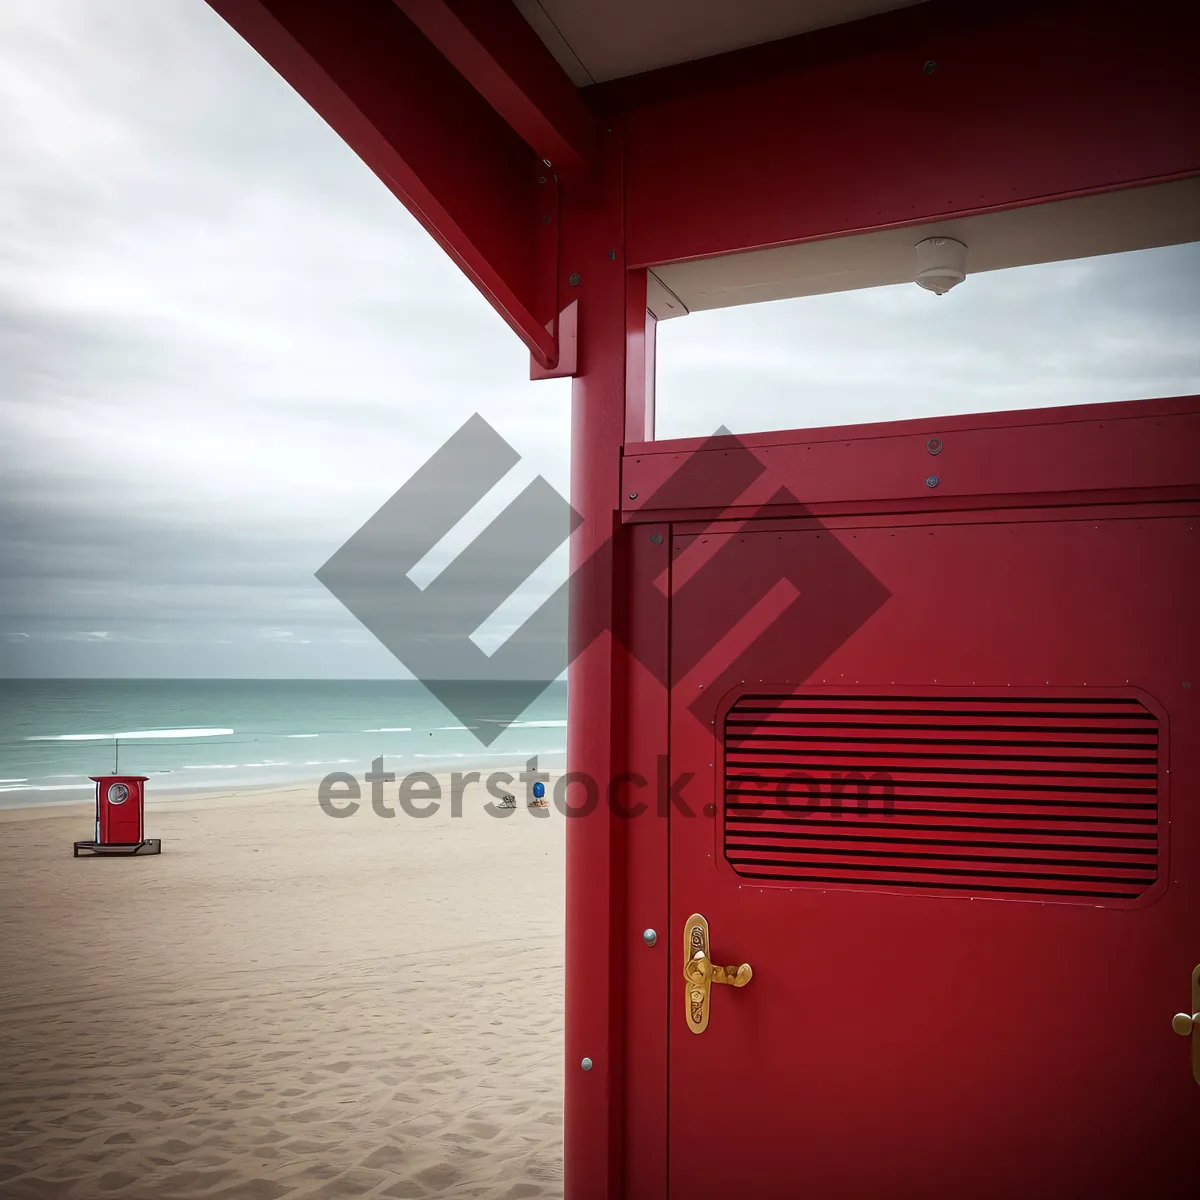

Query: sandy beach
left=0, top=776, right=564, bottom=1199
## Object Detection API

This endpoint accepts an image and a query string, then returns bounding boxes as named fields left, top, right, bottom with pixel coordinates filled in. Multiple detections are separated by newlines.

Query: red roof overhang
left=203, top=0, right=1200, bottom=369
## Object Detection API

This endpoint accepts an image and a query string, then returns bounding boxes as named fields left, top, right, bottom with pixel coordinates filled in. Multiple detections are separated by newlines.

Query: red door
left=99, top=778, right=143, bottom=844
left=667, top=503, right=1200, bottom=1197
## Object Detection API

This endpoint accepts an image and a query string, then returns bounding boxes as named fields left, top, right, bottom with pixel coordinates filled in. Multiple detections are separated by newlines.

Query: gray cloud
left=1, top=0, right=1197, bottom=678
left=0, top=0, right=572, bottom=677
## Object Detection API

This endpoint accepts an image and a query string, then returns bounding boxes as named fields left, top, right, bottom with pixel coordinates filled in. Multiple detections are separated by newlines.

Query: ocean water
left=0, top=679, right=567, bottom=808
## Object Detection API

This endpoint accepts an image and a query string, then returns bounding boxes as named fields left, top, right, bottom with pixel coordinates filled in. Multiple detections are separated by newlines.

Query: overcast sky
left=1, top=0, right=1198, bottom=679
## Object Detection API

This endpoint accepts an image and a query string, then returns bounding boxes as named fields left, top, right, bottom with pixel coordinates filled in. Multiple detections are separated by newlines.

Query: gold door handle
left=1174, top=965, right=1200, bottom=1086
left=683, top=912, right=752, bottom=1035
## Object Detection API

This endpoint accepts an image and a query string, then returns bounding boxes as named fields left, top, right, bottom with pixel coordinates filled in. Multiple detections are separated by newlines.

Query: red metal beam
left=621, top=397, right=1200, bottom=517
left=205, top=0, right=561, bottom=367
left=611, top=0, right=1200, bottom=267
left=392, top=0, right=599, bottom=189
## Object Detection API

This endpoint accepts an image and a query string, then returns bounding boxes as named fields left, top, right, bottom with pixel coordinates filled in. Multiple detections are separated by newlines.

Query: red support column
left=562, top=124, right=651, bottom=1200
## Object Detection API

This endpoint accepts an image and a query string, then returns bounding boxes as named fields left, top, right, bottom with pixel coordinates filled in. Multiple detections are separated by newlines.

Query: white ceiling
left=645, top=178, right=1200, bottom=318
left=513, top=0, right=927, bottom=85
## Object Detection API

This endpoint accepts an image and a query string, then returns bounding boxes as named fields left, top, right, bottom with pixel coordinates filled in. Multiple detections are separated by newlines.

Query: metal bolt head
left=628, top=492, right=638, bottom=500
left=926, top=475, right=940, bottom=488
left=926, top=437, right=943, bottom=455
left=923, top=60, right=937, bottom=74
left=643, top=928, right=657, bottom=946
left=580, top=1056, right=593, bottom=1071
left=569, top=272, right=581, bottom=287
left=650, top=533, right=663, bottom=545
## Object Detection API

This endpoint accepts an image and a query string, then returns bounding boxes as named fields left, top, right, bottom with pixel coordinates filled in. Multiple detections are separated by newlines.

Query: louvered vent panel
left=722, top=694, right=1160, bottom=901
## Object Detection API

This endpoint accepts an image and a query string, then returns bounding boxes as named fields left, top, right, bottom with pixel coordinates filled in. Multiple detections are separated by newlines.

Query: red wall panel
left=621, top=1, right=1200, bottom=266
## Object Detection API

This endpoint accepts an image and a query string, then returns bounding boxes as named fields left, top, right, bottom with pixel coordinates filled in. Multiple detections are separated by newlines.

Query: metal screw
left=924, top=60, right=937, bottom=74
left=580, top=1057, right=593, bottom=1071
left=541, top=214, right=551, bottom=225
left=538, top=175, right=546, bottom=184
left=543, top=158, right=553, bottom=167
left=926, top=476, right=940, bottom=488
left=926, top=437, right=943, bottom=455
left=643, top=929, right=657, bottom=946
left=628, top=492, right=638, bottom=499
left=650, top=533, right=662, bottom=545
left=569, top=272, right=581, bottom=287
left=609, top=248, right=616, bottom=261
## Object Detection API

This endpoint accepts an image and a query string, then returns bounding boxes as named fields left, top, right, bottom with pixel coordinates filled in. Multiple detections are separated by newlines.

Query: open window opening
left=653, top=180, right=1200, bottom=441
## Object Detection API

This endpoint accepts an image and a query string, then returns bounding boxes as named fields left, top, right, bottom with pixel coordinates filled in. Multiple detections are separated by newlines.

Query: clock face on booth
left=107, top=783, right=129, bottom=805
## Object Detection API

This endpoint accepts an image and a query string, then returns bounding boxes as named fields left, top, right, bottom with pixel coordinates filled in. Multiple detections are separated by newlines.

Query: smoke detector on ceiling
left=914, top=237, right=968, bottom=295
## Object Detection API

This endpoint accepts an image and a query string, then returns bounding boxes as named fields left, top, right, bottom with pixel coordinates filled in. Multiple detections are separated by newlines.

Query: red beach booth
left=74, top=775, right=162, bottom=856
left=204, top=1, right=1200, bottom=1195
